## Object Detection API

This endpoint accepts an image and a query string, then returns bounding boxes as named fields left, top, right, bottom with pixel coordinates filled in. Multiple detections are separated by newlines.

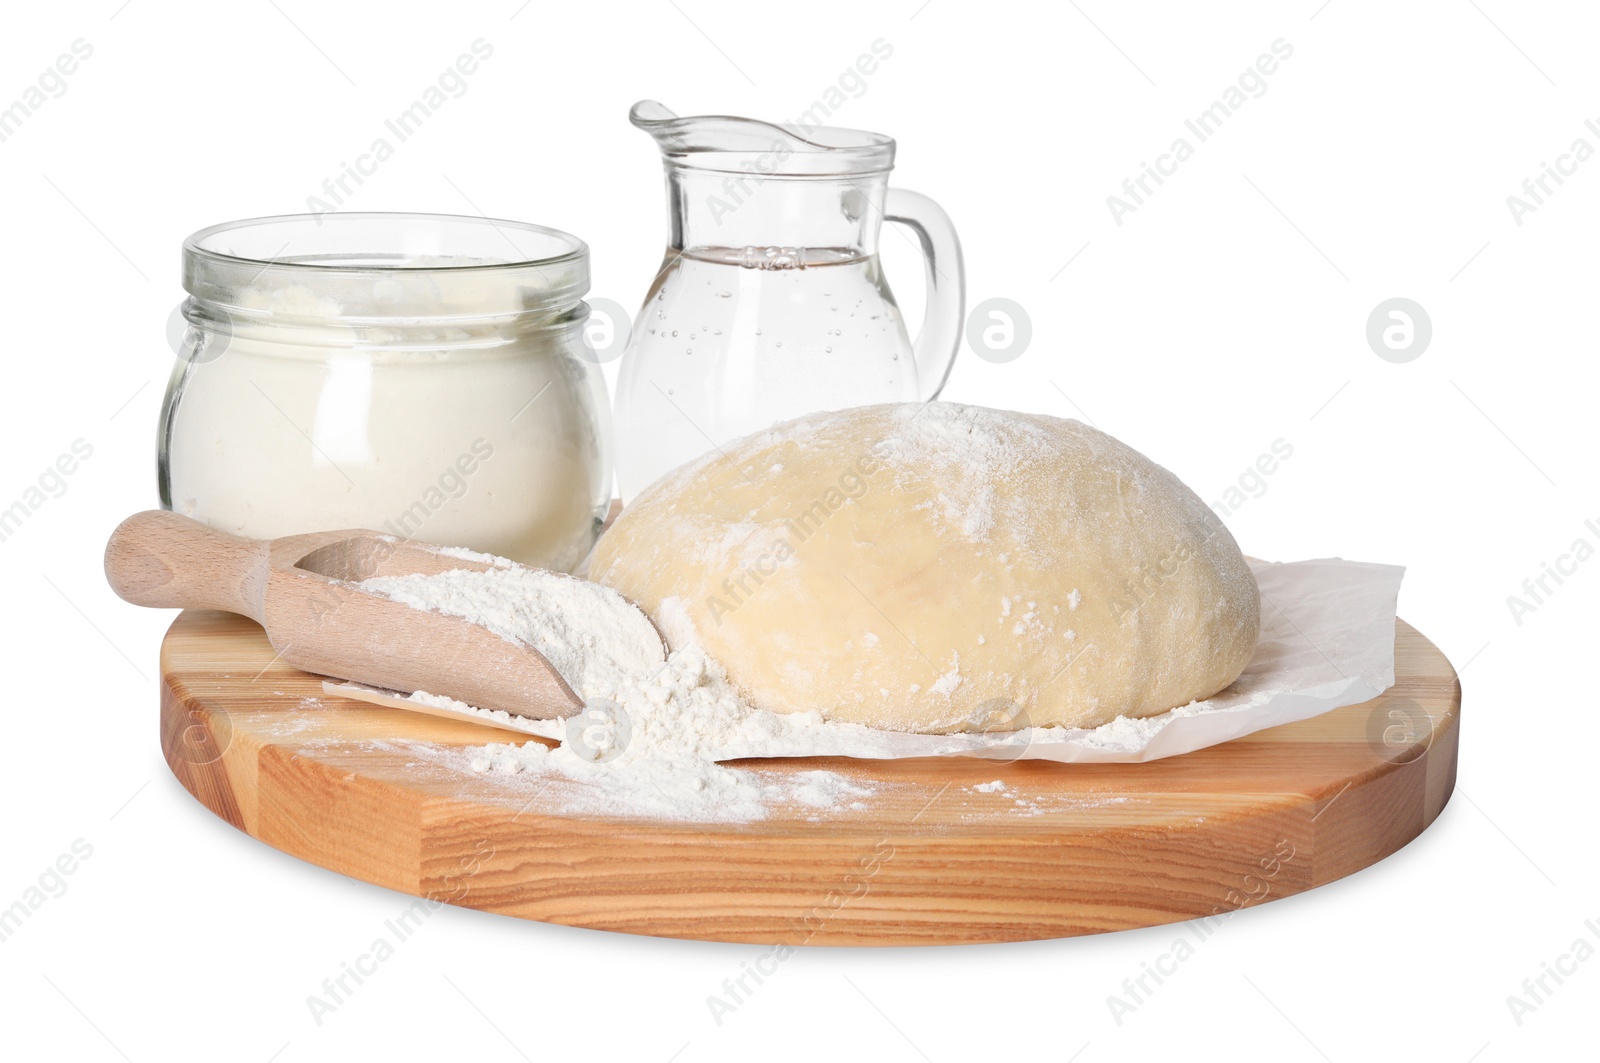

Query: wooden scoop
left=104, top=510, right=586, bottom=720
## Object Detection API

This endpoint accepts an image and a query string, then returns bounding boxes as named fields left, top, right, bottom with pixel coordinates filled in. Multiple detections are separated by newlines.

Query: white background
left=2, top=1, right=1595, bottom=1060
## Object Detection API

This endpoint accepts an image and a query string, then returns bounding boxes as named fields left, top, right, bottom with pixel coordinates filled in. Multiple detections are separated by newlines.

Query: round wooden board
left=159, top=610, right=1459, bottom=946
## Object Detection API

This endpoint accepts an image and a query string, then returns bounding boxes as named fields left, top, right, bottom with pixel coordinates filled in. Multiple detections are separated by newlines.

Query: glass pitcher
left=613, top=101, right=964, bottom=501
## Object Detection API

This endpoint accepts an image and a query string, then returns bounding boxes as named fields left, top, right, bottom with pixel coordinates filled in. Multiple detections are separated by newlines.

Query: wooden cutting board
left=159, top=611, right=1459, bottom=946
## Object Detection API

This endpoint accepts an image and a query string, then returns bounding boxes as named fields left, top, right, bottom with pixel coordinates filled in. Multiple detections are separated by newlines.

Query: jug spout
left=629, top=100, right=895, bottom=176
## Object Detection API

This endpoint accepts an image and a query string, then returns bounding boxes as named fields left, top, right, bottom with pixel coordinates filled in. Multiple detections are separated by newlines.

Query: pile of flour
left=358, top=566, right=874, bottom=821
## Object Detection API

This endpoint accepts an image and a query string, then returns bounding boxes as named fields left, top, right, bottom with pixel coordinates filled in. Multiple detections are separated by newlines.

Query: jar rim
left=183, top=212, right=590, bottom=319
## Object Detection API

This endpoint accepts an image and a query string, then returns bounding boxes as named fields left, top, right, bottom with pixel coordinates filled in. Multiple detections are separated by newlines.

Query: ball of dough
left=591, top=403, right=1259, bottom=733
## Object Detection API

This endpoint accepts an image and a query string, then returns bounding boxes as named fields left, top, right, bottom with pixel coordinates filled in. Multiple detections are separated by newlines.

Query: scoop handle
left=104, top=510, right=269, bottom=623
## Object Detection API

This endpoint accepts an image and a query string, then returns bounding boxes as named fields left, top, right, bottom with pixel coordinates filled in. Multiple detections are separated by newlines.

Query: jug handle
left=884, top=188, right=965, bottom=401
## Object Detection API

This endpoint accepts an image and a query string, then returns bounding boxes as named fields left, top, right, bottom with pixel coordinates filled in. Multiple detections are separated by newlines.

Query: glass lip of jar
left=183, top=212, right=590, bottom=321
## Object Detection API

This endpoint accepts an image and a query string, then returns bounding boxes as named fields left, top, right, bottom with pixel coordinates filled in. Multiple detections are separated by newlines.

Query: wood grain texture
left=160, top=611, right=1459, bottom=946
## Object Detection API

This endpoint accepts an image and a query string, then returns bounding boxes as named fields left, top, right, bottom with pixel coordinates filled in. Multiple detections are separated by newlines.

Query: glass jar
left=159, top=213, right=611, bottom=572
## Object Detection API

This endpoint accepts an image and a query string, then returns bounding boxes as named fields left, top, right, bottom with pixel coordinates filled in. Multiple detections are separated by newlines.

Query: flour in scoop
left=360, top=565, right=662, bottom=701
left=360, top=567, right=874, bottom=821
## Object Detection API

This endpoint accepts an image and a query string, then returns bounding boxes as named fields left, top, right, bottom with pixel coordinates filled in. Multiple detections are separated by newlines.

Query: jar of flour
left=159, top=213, right=611, bottom=571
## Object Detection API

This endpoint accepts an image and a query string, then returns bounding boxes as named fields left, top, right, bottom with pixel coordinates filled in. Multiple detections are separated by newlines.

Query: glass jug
left=613, top=101, right=964, bottom=501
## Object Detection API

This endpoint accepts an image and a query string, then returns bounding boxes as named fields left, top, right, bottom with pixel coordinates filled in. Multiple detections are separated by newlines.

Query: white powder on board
left=358, top=566, right=875, bottom=821
left=459, top=643, right=875, bottom=821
